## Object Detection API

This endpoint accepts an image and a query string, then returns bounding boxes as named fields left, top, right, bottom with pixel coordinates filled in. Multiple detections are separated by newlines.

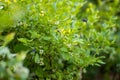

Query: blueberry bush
left=0, top=0, right=118, bottom=80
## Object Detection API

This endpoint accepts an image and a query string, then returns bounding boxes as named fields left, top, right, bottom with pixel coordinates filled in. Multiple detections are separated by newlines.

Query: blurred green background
left=82, top=0, right=120, bottom=80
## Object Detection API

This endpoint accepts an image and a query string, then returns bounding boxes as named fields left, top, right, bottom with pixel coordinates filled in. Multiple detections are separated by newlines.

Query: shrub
left=0, top=0, right=116, bottom=80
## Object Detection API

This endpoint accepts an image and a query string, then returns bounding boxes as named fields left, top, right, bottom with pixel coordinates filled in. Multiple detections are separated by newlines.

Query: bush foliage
left=0, top=0, right=118, bottom=80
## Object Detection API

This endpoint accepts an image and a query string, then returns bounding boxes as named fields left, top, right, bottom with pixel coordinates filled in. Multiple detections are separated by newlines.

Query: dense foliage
left=82, top=0, right=120, bottom=80
left=0, top=0, right=119, bottom=80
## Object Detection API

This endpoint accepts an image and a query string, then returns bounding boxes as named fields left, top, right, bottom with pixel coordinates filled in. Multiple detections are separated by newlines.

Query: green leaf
left=18, top=38, right=32, bottom=44
left=29, top=31, right=40, bottom=39
left=97, top=60, right=105, bottom=64
left=60, top=47, right=68, bottom=52
left=61, top=53, right=71, bottom=60
left=3, top=32, right=15, bottom=46
left=16, top=51, right=27, bottom=61
left=35, top=54, right=40, bottom=63
left=43, top=36, right=51, bottom=41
